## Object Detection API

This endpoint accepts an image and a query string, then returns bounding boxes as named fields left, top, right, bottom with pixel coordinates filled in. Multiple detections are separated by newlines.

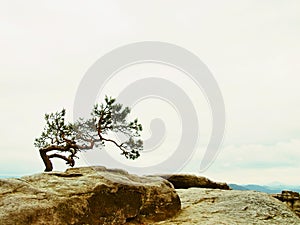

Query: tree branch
left=48, top=153, right=75, bottom=167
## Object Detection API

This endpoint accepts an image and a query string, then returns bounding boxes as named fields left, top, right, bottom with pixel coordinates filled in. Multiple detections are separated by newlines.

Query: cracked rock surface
left=152, top=188, right=300, bottom=225
left=0, top=166, right=180, bottom=225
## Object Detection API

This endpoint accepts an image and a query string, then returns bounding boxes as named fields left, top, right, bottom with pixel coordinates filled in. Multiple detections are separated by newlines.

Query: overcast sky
left=0, top=0, right=300, bottom=185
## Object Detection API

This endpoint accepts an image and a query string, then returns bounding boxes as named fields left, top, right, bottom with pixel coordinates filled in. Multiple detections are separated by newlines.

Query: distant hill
left=229, top=184, right=249, bottom=191
left=229, top=184, right=300, bottom=194
left=243, top=185, right=280, bottom=194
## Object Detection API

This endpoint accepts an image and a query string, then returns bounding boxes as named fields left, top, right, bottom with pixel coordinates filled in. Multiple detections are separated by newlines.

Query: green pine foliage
left=35, top=96, right=143, bottom=171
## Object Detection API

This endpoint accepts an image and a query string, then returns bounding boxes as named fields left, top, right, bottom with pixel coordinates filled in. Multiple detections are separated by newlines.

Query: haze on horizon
left=0, top=0, right=300, bottom=185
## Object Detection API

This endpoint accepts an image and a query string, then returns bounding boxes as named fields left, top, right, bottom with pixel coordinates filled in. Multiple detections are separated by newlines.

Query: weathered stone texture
left=152, top=188, right=300, bottom=225
left=0, top=167, right=180, bottom=225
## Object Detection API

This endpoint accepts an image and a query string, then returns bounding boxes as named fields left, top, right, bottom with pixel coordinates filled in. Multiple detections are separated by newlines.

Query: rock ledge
left=0, top=166, right=180, bottom=225
left=158, top=174, right=230, bottom=190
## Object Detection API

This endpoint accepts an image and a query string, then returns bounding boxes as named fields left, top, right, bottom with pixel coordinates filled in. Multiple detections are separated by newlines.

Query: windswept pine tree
left=34, top=96, right=143, bottom=171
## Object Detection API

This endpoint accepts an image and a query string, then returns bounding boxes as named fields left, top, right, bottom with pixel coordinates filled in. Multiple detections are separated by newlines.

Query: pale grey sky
left=0, top=0, right=300, bottom=184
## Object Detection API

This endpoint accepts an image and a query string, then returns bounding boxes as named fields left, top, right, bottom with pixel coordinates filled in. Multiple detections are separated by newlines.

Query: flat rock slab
left=157, top=174, right=230, bottom=190
left=152, top=188, right=300, bottom=225
left=0, top=166, right=180, bottom=225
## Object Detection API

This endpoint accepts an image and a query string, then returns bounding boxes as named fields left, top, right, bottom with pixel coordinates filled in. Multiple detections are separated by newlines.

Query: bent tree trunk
left=39, top=142, right=94, bottom=171
left=39, top=149, right=53, bottom=172
left=39, top=148, right=75, bottom=172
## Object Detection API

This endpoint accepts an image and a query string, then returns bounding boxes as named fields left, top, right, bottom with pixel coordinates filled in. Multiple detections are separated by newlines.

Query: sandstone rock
left=0, top=166, right=180, bottom=225
left=152, top=188, right=300, bottom=225
left=158, top=174, right=230, bottom=190
left=273, top=190, right=300, bottom=217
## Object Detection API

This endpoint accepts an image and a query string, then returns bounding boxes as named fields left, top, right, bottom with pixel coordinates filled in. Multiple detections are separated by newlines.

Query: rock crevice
left=273, top=190, right=300, bottom=217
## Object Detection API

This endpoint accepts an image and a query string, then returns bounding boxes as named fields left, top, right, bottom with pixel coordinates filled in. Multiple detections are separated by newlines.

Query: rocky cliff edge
left=0, top=166, right=180, bottom=225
